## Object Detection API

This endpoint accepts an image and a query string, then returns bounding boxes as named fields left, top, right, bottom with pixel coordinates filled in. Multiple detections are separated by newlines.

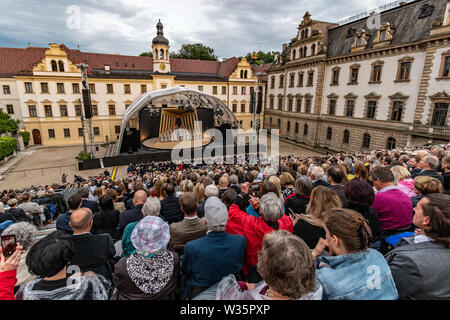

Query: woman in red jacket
left=226, top=182, right=293, bottom=280
left=0, top=244, right=22, bottom=300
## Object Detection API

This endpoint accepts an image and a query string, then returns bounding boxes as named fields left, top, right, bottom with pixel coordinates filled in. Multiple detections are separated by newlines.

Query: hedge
left=19, top=131, right=30, bottom=147
left=0, top=136, right=17, bottom=160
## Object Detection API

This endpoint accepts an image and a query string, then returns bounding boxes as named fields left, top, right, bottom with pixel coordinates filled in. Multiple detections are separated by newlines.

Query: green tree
left=170, top=43, right=218, bottom=61
left=0, top=110, right=19, bottom=135
left=139, top=51, right=153, bottom=57
left=244, top=51, right=279, bottom=65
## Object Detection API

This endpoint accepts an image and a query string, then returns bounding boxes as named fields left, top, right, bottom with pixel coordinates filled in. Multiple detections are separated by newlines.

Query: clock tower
left=152, top=20, right=170, bottom=73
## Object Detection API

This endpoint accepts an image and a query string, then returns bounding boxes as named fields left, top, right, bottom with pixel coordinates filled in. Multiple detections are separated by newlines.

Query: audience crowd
left=0, top=143, right=449, bottom=300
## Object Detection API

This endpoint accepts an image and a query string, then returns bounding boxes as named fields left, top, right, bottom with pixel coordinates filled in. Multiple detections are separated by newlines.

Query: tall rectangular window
left=89, top=83, right=96, bottom=93
left=40, top=82, right=49, bottom=93
left=298, top=73, right=304, bottom=87
left=332, top=69, right=339, bottom=85
left=289, top=73, right=295, bottom=87
left=288, top=98, right=293, bottom=112
left=398, top=62, right=411, bottom=81
left=279, top=75, right=284, bottom=88
left=60, top=105, right=68, bottom=117
left=391, top=101, right=403, bottom=121
left=57, top=83, right=65, bottom=93
left=25, top=82, right=33, bottom=93
left=28, top=105, right=37, bottom=117
left=107, top=83, right=114, bottom=93
left=108, top=105, right=116, bottom=115
left=346, top=100, right=355, bottom=117
left=141, top=84, right=147, bottom=93
left=78, top=128, right=83, bottom=137
left=233, top=86, right=237, bottom=95
left=350, top=67, right=359, bottom=84
left=305, top=98, right=312, bottom=113
left=48, top=129, right=55, bottom=138
left=75, top=105, right=82, bottom=117
left=213, top=86, right=218, bottom=94
left=64, top=128, right=70, bottom=138
left=296, top=98, right=302, bottom=112
left=241, top=103, right=246, bottom=113
left=2, top=85, right=10, bottom=94
left=115, top=125, right=121, bottom=134
left=307, top=72, right=314, bottom=87
left=6, top=105, right=14, bottom=114
left=271, top=76, right=275, bottom=89
left=44, top=105, right=53, bottom=117
left=329, top=99, right=336, bottom=115
left=441, top=56, right=450, bottom=78
left=367, top=101, right=377, bottom=119
left=232, top=104, right=237, bottom=113
left=222, top=86, right=226, bottom=95
left=92, top=105, right=98, bottom=116
left=124, top=84, right=131, bottom=94
left=270, top=97, right=274, bottom=109
left=72, top=83, right=80, bottom=93
left=94, top=127, right=100, bottom=136
left=431, top=103, right=449, bottom=127
left=278, top=98, right=283, bottom=110
left=241, top=87, right=246, bottom=95
left=379, top=29, right=387, bottom=42
left=371, top=65, right=382, bottom=82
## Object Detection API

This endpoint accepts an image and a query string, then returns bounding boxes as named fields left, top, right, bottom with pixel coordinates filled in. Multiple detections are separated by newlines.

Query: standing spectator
left=2, top=222, right=37, bottom=288
left=78, top=187, right=100, bottom=213
left=308, top=166, right=328, bottom=188
left=385, top=193, right=450, bottom=299
left=193, top=183, right=205, bottom=206
left=408, top=156, right=422, bottom=178
left=284, top=176, right=313, bottom=216
left=417, top=156, right=445, bottom=185
left=112, top=216, right=179, bottom=300
left=196, top=184, right=218, bottom=219
left=160, top=183, right=184, bottom=224
left=391, top=165, right=416, bottom=197
left=92, top=194, right=121, bottom=241
left=344, top=179, right=381, bottom=243
left=294, top=186, right=342, bottom=249
left=312, top=208, right=398, bottom=300
left=410, top=176, right=443, bottom=208
left=326, top=165, right=347, bottom=204
left=217, top=176, right=229, bottom=199
left=229, top=174, right=241, bottom=195
left=442, top=155, right=450, bottom=195
left=16, top=231, right=109, bottom=300
left=353, top=162, right=369, bottom=181
left=181, top=196, right=246, bottom=299
left=280, top=172, right=295, bottom=200
left=118, top=190, right=147, bottom=236
left=69, top=208, right=116, bottom=281
left=56, top=194, right=82, bottom=235
left=169, top=192, right=207, bottom=255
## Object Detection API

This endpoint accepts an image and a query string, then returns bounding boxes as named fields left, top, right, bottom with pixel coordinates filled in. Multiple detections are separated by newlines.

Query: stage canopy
left=114, top=87, right=238, bottom=155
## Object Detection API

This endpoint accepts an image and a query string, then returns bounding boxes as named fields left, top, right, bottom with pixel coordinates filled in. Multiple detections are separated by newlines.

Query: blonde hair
left=391, top=165, right=411, bottom=182
left=268, top=175, right=282, bottom=198
left=414, top=176, right=443, bottom=195
left=302, top=186, right=342, bottom=227
left=280, top=172, right=295, bottom=186
left=193, top=183, right=205, bottom=204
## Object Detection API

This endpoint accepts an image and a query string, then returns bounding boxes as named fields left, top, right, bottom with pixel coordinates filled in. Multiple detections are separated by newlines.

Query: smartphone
left=1, top=235, right=17, bottom=258
left=249, top=182, right=262, bottom=197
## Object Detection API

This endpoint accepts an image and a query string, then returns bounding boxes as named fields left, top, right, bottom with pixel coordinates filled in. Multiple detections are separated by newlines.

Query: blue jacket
left=56, top=211, right=73, bottom=234
left=118, top=204, right=143, bottom=236
left=81, top=199, right=100, bottom=213
left=182, top=231, right=246, bottom=293
left=316, top=249, right=398, bottom=300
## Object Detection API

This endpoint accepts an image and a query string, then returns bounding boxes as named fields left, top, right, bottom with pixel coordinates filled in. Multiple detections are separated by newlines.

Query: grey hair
left=142, top=196, right=161, bottom=217
left=37, top=190, right=46, bottom=198
left=264, top=167, right=277, bottom=178
left=205, top=184, right=219, bottom=198
left=424, top=156, right=440, bottom=169
left=260, top=192, right=284, bottom=223
left=230, top=174, right=239, bottom=185
left=2, top=222, right=37, bottom=251
left=309, top=166, right=324, bottom=180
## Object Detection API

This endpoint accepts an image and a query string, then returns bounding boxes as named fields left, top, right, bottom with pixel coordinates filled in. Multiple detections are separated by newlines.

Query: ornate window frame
left=269, top=94, right=275, bottom=109
left=277, top=94, right=284, bottom=110
left=295, top=94, right=303, bottom=112
left=304, top=94, right=313, bottom=113
left=287, top=94, right=294, bottom=112
left=297, top=72, right=304, bottom=87
left=348, top=63, right=360, bottom=85
left=330, top=66, right=340, bottom=86
left=306, top=70, right=315, bottom=87
left=279, top=74, right=284, bottom=88
left=342, top=130, right=350, bottom=144
left=363, top=92, right=381, bottom=119
left=351, top=29, right=370, bottom=52
left=395, top=56, right=414, bottom=82
left=388, top=92, right=409, bottom=122
left=373, top=22, right=395, bottom=48
left=289, top=73, right=295, bottom=88
left=327, top=93, right=339, bottom=115
left=427, top=91, right=450, bottom=126
left=437, top=49, right=450, bottom=80
left=369, top=60, right=384, bottom=84
left=344, top=92, right=358, bottom=117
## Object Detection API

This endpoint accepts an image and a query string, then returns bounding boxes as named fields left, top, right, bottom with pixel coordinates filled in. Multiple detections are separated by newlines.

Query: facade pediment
left=327, top=93, right=339, bottom=99
left=33, top=43, right=80, bottom=73
left=344, top=92, right=358, bottom=99
left=429, top=91, right=450, bottom=100
left=364, top=92, right=381, bottom=100
left=389, top=92, right=409, bottom=100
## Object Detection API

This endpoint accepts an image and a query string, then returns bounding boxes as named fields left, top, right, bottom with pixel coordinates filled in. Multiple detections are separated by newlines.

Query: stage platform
left=142, top=136, right=212, bottom=150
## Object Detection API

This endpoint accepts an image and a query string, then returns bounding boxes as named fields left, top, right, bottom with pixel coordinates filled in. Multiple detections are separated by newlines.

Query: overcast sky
left=0, top=0, right=397, bottom=58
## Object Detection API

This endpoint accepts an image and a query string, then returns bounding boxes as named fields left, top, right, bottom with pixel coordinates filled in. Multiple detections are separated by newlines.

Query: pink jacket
left=397, top=179, right=417, bottom=197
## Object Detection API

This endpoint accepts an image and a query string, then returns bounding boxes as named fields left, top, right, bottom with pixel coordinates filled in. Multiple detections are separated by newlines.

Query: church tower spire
left=152, top=19, right=170, bottom=73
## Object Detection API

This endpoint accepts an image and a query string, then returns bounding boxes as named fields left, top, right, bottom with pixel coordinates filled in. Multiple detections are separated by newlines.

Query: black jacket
left=93, top=209, right=121, bottom=241
left=284, top=194, right=310, bottom=215
left=416, top=169, right=445, bottom=186
left=344, top=202, right=381, bottom=242
left=81, top=199, right=100, bottom=213
left=160, top=196, right=183, bottom=225
left=313, top=180, right=329, bottom=188
left=444, top=172, right=450, bottom=195
left=70, top=233, right=116, bottom=280
left=118, top=204, right=144, bottom=236
left=5, top=208, right=32, bottom=223
left=329, top=185, right=347, bottom=205
left=294, top=219, right=325, bottom=249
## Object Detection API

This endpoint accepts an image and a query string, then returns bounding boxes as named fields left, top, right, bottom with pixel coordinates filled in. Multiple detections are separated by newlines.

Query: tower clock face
left=160, top=63, right=166, bottom=71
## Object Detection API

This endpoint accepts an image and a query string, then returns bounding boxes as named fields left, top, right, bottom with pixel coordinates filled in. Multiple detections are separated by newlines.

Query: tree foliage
left=0, top=136, right=17, bottom=160
left=139, top=51, right=153, bottom=57
left=19, top=131, right=30, bottom=147
left=170, top=43, right=218, bottom=61
left=243, top=51, right=279, bottom=66
left=0, top=110, right=19, bottom=135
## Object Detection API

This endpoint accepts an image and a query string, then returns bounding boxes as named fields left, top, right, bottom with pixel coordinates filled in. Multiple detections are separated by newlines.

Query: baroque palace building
left=0, top=21, right=268, bottom=146
left=264, top=0, right=450, bottom=152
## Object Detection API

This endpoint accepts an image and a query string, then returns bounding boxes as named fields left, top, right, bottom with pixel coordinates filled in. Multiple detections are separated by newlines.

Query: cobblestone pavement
left=0, top=141, right=319, bottom=189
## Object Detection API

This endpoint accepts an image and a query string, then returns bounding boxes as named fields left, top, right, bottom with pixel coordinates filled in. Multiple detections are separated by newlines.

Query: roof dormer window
left=351, top=29, right=369, bottom=52
left=373, top=22, right=395, bottom=48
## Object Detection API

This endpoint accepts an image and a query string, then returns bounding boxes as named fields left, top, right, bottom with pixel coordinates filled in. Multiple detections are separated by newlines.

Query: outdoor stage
left=142, top=132, right=213, bottom=150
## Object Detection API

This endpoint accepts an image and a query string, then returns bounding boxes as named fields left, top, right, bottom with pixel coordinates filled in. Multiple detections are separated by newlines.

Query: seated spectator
left=441, top=155, right=450, bottom=195
left=385, top=193, right=450, bottom=299
left=18, top=193, right=44, bottom=225
left=371, top=166, right=414, bottom=252
left=391, top=165, right=416, bottom=197
left=215, top=230, right=322, bottom=300
left=160, top=183, right=184, bottom=224
left=106, top=189, right=125, bottom=213
left=92, top=194, right=120, bottom=241
left=170, top=192, right=207, bottom=255
left=6, top=199, right=32, bottom=224
left=69, top=208, right=116, bottom=281
left=121, top=196, right=161, bottom=258
left=56, top=194, right=82, bottom=235
left=217, top=176, right=229, bottom=199
left=0, top=201, right=15, bottom=224
left=118, top=190, right=147, bottom=236
left=284, top=176, right=313, bottom=216
left=417, top=156, right=445, bottom=186
left=227, top=188, right=293, bottom=279
left=16, top=231, right=109, bottom=300
left=34, top=190, right=53, bottom=223
left=280, top=172, right=296, bottom=200
left=47, top=188, right=67, bottom=218
left=294, top=186, right=342, bottom=249
left=312, top=208, right=398, bottom=300
left=182, top=196, right=246, bottom=299
left=308, top=166, right=328, bottom=188
left=112, top=216, right=179, bottom=300
left=78, top=187, right=100, bottom=213
left=411, top=176, right=443, bottom=208
left=326, top=165, right=347, bottom=204
left=197, top=184, right=218, bottom=218
left=2, top=222, right=37, bottom=288
left=344, top=179, right=381, bottom=243
left=0, top=243, right=23, bottom=300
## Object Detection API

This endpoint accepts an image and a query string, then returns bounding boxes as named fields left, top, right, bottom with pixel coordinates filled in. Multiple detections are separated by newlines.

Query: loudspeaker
left=82, top=88, right=93, bottom=119
left=256, top=86, right=263, bottom=114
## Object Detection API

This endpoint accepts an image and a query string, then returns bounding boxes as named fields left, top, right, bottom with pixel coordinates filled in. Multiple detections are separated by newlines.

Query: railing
left=412, top=125, right=450, bottom=136
left=6, top=164, right=78, bottom=177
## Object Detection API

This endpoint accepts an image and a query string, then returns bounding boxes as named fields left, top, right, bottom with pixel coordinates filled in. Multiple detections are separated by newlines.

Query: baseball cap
left=204, top=196, right=228, bottom=230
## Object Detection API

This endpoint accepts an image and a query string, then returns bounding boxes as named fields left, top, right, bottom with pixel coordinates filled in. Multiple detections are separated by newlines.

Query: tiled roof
left=252, top=62, right=272, bottom=82
left=0, top=44, right=240, bottom=80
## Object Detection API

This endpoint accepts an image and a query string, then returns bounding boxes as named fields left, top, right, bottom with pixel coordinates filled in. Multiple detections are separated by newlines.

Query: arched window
left=240, top=70, right=243, bottom=78
left=155, top=49, right=158, bottom=56
left=160, top=49, right=164, bottom=59
left=58, top=61, right=65, bottom=72
left=311, top=44, right=316, bottom=56
left=305, top=29, right=309, bottom=38
left=343, top=130, right=350, bottom=144
left=51, top=60, right=57, bottom=72
left=301, top=30, right=305, bottom=39
left=287, top=121, right=291, bottom=132
left=326, top=127, right=333, bottom=140
left=362, top=133, right=371, bottom=149
left=269, top=118, right=273, bottom=128
left=295, top=122, right=299, bottom=134
left=386, top=137, right=396, bottom=150
left=292, top=50, right=296, bottom=60
left=299, top=48, right=303, bottom=58
left=277, top=119, right=281, bottom=128
left=304, top=46, right=307, bottom=57
left=244, top=70, right=248, bottom=78
left=303, top=124, right=308, bottom=136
